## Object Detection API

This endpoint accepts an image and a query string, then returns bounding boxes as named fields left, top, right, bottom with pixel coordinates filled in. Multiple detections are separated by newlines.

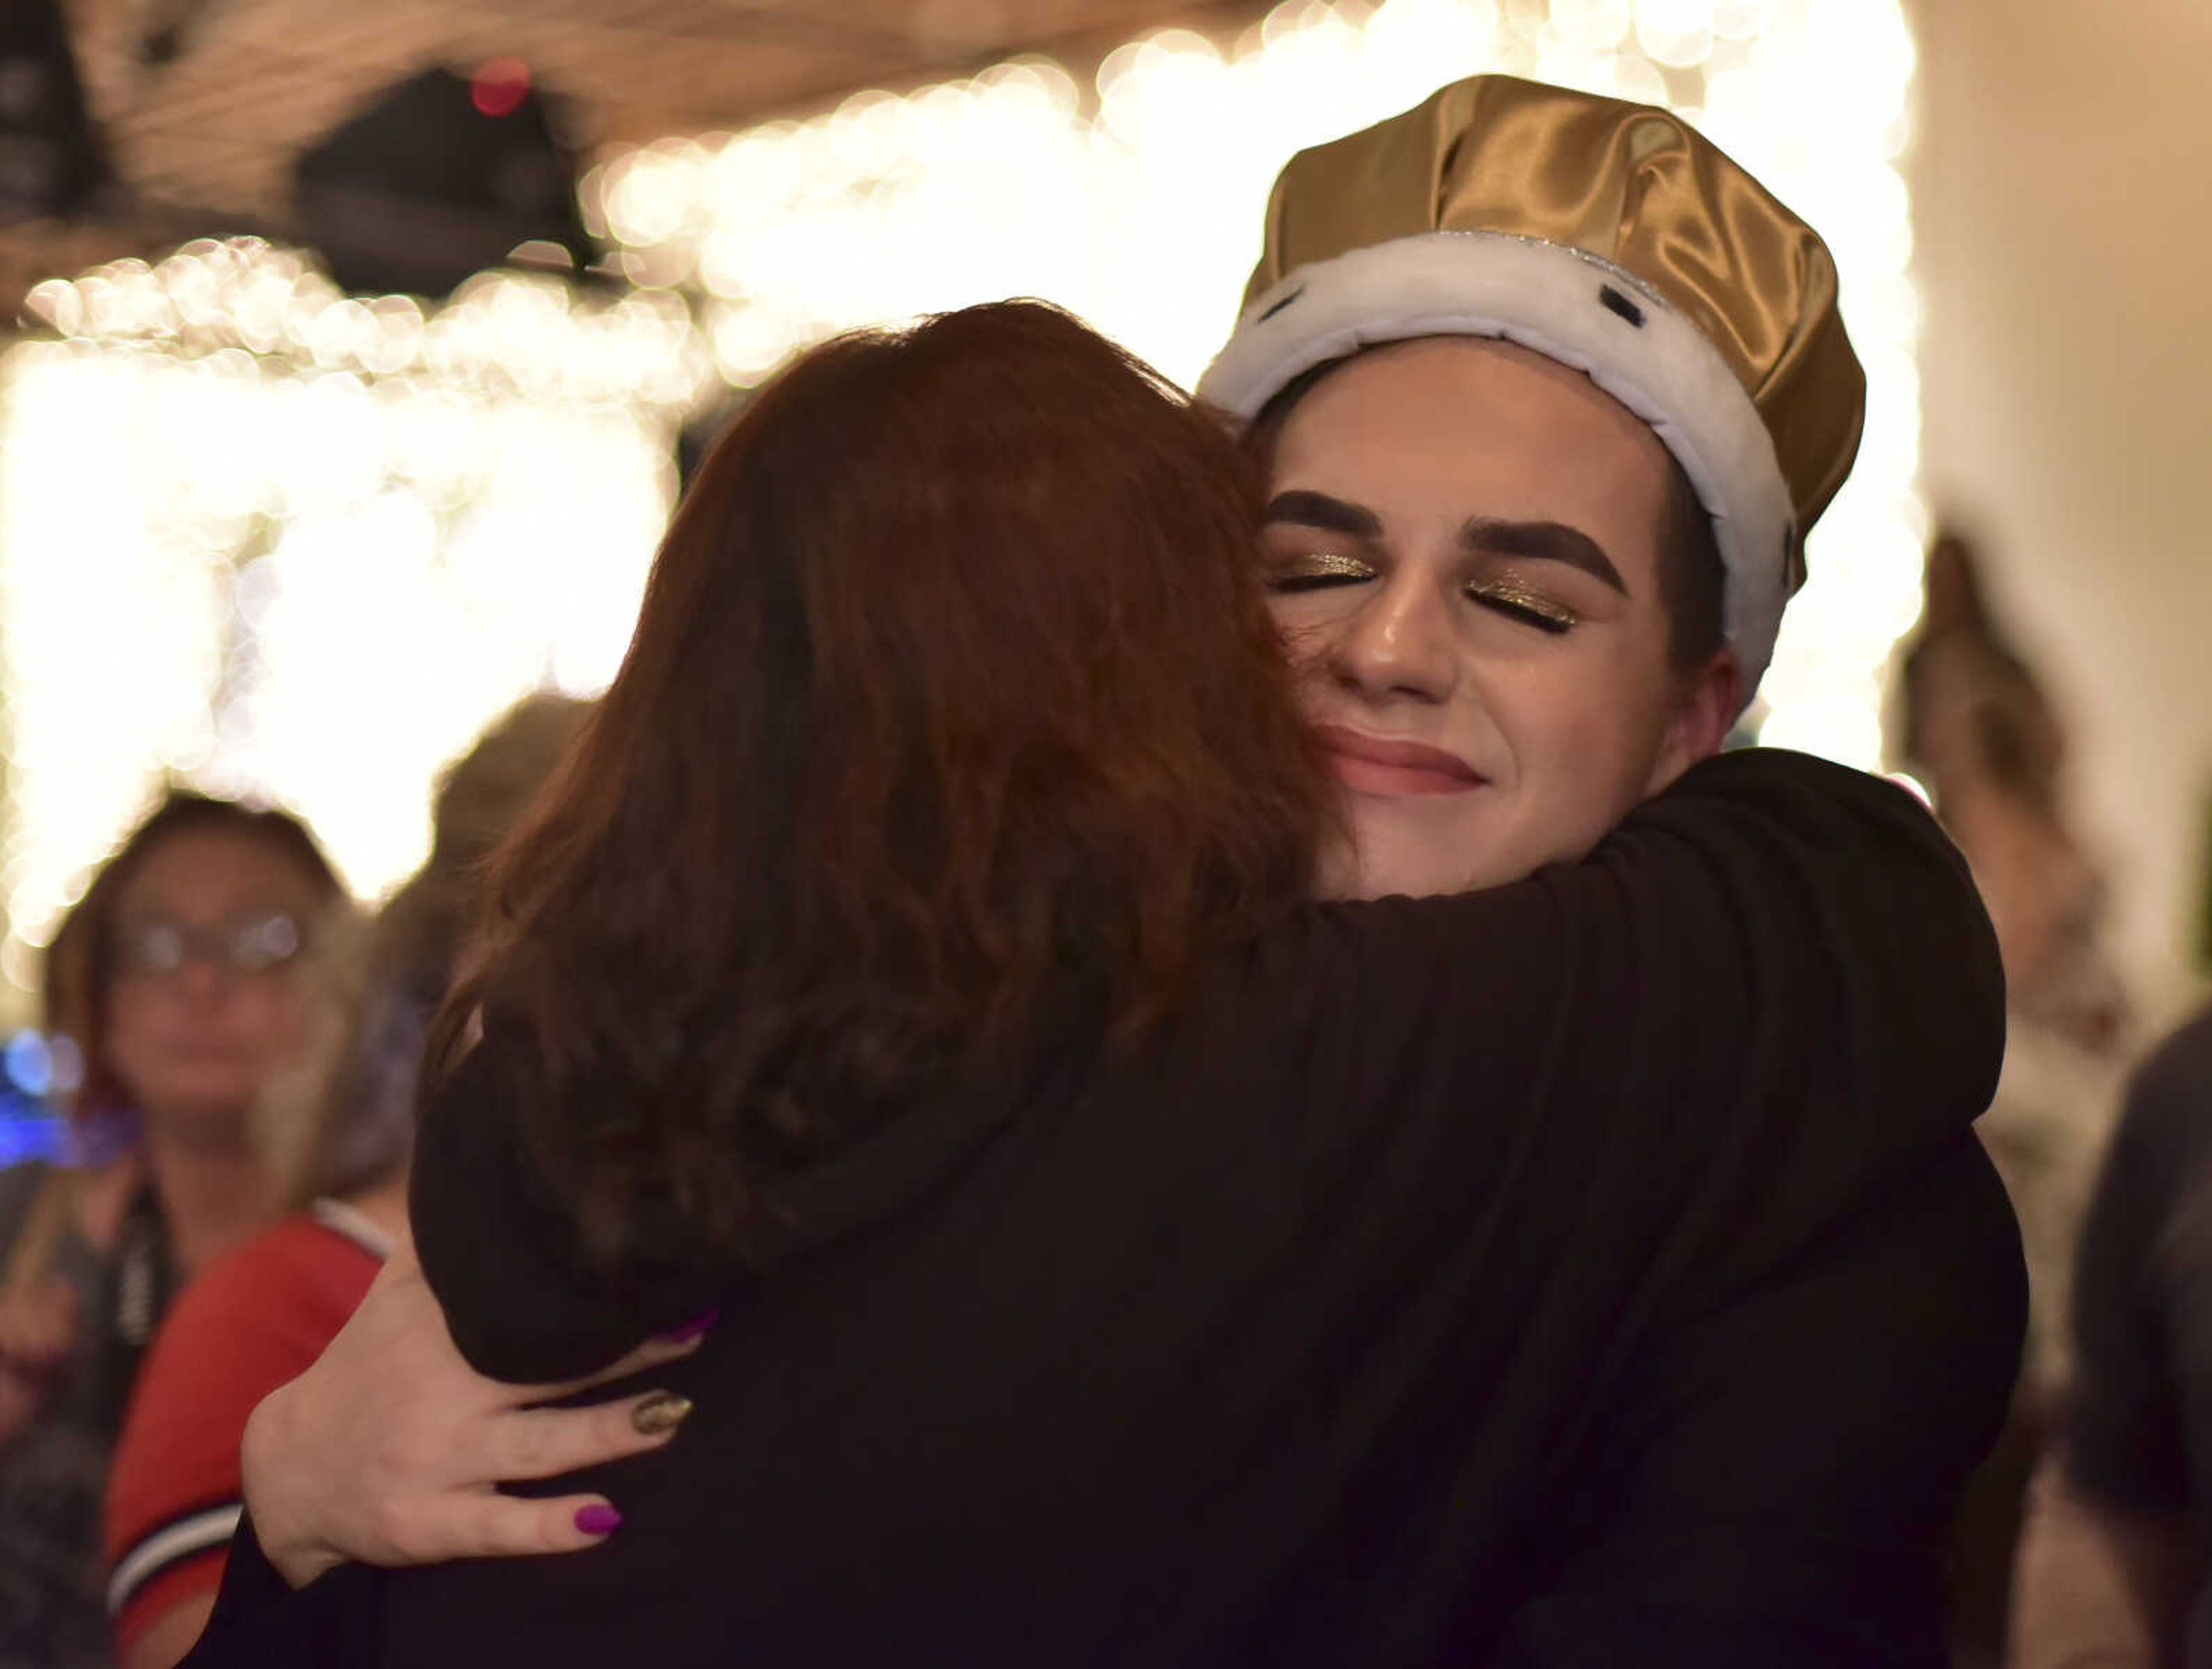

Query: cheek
left=1267, top=604, right=1344, bottom=688
left=1494, top=660, right=1669, bottom=826
left=229, top=980, right=307, bottom=1048
left=103, top=992, right=156, bottom=1065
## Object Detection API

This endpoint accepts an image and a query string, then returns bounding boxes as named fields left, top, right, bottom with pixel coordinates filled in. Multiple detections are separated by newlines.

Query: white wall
left=1910, top=0, right=2212, bottom=1023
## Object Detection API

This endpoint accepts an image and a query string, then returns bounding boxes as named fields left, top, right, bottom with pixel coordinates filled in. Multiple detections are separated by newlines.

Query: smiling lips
left=1316, top=725, right=1486, bottom=796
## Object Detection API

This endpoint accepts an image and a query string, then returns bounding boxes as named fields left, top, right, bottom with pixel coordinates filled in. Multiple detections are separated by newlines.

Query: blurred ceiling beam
left=2, top=0, right=1272, bottom=318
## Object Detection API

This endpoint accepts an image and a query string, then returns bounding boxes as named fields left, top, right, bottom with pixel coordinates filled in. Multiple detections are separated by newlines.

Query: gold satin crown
left=1243, top=73, right=1865, bottom=538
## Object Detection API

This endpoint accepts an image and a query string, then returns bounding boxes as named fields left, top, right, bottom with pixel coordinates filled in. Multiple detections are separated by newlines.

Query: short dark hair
left=1242, top=351, right=1727, bottom=675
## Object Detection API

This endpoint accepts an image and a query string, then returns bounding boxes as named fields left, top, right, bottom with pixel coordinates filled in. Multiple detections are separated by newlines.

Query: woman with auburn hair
left=185, top=301, right=2002, bottom=1667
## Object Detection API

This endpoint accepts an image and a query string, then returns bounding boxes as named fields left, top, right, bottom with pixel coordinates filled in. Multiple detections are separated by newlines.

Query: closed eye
left=1468, top=581, right=1576, bottom=635
left=1263, top=552, right=1377, bottom=594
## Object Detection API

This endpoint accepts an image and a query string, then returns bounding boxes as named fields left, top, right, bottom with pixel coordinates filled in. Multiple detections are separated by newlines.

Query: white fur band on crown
left=1195, top=230, right=1798, bottom=700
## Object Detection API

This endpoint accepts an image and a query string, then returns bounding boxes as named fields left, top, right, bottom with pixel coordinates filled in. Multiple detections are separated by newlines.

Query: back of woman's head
left=442, top=300, right=1332, bottom=1249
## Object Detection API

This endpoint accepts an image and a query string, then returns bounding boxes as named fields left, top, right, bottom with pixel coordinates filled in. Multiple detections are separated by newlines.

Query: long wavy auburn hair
left=430, top=301, right=1336, bottom=1252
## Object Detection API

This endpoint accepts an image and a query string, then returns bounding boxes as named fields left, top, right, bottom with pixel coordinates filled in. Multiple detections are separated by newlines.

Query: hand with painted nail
left=240, top=1238, right=705, bottom=1588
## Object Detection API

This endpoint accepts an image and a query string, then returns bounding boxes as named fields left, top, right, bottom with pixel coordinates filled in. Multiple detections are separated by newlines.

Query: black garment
left=2064, top=1003, right=2212, bottom=1653
left=186, top=749, right=2024, bottom=1667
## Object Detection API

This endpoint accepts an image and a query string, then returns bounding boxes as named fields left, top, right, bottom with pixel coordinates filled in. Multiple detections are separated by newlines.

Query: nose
left=1324, top=571, right=1460, bottom=706
left=169, top=953, right=235, bottom=1003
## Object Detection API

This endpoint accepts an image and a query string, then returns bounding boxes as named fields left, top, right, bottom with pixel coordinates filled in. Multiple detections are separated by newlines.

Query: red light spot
left=471, top=56, right=531, bottom=118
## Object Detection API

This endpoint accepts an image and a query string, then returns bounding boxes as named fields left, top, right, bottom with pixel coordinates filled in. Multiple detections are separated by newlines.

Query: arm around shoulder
left=1305, top=747, right=2006, bottom=1295
left=1507, top=1131, right=2025, bottom=1667
left=408, top=1026, right=724, bottom=1383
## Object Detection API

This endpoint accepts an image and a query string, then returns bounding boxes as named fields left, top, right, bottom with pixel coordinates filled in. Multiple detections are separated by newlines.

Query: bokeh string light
left=0, top=0, right=1920, bottom=993
left=586, top=0, right=1924, bottom=768
left=0, top=240, right=707, bottom=985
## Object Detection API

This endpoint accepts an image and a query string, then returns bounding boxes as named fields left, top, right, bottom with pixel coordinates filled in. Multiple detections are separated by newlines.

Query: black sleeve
left=1232, top=748, right=2010, bottom=1659
left=175, top=1511, right=384, bottom=1669
left=1502, top=1131, right=2025, bottom=1668
left=1274, top=746, right=2005, bottom=1313
left=2063, top=1016, right=2212, bottom=1512
left=410, top=1033, right=728, bottom=1381
left=416, top=747, right=2004, bottom=1387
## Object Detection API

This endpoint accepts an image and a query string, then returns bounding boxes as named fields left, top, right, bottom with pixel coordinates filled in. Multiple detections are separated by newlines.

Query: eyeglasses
left=113, top=912, right=305, bottom=979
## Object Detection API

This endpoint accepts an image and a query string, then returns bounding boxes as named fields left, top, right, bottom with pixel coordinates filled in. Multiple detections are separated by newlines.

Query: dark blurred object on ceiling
left=293, top=63, right=590, bottom=298
left=0, top=0, right=111, bottom=226
left=0, top=0, right=1268, bottom=321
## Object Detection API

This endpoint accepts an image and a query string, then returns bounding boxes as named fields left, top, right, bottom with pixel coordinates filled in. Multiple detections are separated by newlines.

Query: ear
left=1645, top=647, right=1742, bottom=795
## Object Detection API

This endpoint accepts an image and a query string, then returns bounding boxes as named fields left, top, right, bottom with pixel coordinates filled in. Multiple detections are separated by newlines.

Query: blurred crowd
left=0, top=696, right=589, bottom=1668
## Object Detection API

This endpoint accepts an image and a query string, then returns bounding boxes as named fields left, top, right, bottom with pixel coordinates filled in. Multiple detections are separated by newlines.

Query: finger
left=412, top=1492, right=627, bottom=1563
left=487, top=1390, right=695, bottom=1483
left=517, top=1330, right=707, bottom=1405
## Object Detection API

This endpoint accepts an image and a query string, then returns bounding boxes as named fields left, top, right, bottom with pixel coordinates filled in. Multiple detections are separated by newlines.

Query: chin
left=1339, top=828, right=1518, bottom=901
left=1335, top=795, right=1608, bottom=899
left=141, top=1077, right=258, bottom=1131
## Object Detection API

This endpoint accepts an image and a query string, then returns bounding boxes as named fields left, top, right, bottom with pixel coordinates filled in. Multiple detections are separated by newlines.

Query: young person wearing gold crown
left=171, top=79, right=2019, bottom=1668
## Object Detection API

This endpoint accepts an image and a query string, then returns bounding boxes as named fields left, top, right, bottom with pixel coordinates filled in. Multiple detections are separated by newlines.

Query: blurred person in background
left=1899, top=530, right=2136, bottom=1665
left=1901, top=531, right=2131, bottom=1395
left=0, top=793, right=343, bottom=1668
left=2009, top=1003, right=2212, bottom=1667
left=103, top=697, right=592, bottom=1669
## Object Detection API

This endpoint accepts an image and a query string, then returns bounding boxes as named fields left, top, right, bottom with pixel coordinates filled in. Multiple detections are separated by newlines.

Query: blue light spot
left=6, top=1030, right=54, bottom=1098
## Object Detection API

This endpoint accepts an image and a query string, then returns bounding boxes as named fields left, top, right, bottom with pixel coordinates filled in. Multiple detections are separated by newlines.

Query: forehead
left=1267, top=337, right=1675, bottom=531
left=113, top=823, right=326, bottom=920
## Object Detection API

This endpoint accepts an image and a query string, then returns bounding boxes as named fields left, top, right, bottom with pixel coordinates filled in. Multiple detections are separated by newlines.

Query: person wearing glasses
left=0, top=792, right=344, bottom=1669
left=102, top=700, right=593, bottom=1669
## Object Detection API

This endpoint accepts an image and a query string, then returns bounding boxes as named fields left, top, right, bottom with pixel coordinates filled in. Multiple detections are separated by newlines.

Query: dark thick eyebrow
left=1260, top=490, right=1382, bottom=538
left=1462, top=518, right=1627, bottom=594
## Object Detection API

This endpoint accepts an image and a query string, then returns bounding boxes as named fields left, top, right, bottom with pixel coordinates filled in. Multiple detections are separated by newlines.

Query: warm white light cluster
left=589, top=0, right=1925, bottom=767
left=0, top=2, right=1924, bottom=997
left=0, top=240, right=708, bottom=984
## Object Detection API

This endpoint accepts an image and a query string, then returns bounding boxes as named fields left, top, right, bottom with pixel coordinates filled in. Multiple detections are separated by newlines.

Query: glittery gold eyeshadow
left=1468, top=575, right=1578, bottom=634
left=1263, top=550, right=1375, bottom=593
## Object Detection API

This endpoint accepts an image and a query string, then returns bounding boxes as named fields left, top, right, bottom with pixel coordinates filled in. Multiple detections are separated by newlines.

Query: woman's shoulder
left=126, top=1215, right=385, bottom=1430
left=1244, top=746, right=1983, bottom=1043
left=115, top=1213, right=386, bottom=1512
left=0, top=1154, right=136, bottom=1283
left=175, top=1212, right=385, bottom=1340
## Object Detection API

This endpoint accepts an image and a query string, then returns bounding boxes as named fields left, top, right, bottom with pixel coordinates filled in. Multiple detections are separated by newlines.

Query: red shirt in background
left=103, top=1201, right=387, bottom=1660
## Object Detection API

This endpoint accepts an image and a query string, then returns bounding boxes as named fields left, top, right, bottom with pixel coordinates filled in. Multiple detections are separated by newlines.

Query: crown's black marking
left=1598, top=285, right=1645, bottom=327
left=1256, top=286, right=1305, bottom=323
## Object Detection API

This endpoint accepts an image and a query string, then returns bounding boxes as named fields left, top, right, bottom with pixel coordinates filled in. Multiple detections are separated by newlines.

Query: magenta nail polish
left=574, top=1504, right=623, bottom=1536
left=660, top=1308, right=719, bottom=1344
